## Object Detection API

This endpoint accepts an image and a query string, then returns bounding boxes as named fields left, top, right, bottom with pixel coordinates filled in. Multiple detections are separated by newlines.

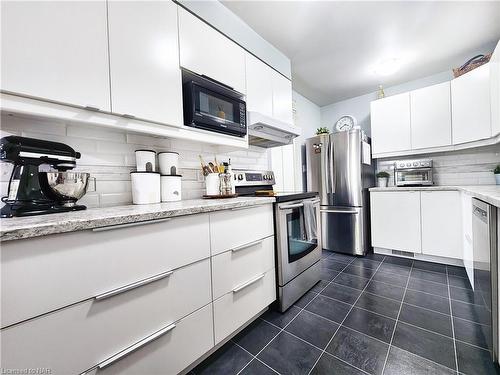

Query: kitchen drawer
left=213, top=268, right=276, bottom=343
left=1, top=213, right=210, bottom=328
left=0, top=259, right=211, bottom=375
left=82, top=304, right=214, bottom=375
left=212, top=235, right=275, bottom=299
left=210, top=204, right=274, bottom=255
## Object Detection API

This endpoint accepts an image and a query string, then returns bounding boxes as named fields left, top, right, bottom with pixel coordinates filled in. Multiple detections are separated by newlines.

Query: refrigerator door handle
left=321, top=209, right=359, bottom=214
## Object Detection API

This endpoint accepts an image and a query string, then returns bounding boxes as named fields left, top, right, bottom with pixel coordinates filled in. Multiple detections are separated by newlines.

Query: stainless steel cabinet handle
left=321, top=209, right=359, bottom=214
left=122, top=114, right=136, bottom=119
left=232, top=273, right=265, bottom=293
left=92, top=218, right=172, bottom=232
left=230, top=204, right=268, bottom=211
left=279, top=203, right=304, bottom=210
left=231, top=239, right=263, bottom=252
left=95, top=270, right=174, bottom=301
left=84, top=106, right=100, bottom=112
left=98, top=323, right=176, bottom=369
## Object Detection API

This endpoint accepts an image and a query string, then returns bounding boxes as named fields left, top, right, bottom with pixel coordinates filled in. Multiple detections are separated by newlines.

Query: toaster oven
left=394, top=159, right=433, bottom=186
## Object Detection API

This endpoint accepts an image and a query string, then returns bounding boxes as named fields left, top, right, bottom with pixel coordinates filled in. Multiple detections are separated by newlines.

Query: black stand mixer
left=0, top=136, right=90, bottom=217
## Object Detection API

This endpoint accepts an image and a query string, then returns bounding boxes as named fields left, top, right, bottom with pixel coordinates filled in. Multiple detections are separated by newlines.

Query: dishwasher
left=472, top=198, right=499, bottom=363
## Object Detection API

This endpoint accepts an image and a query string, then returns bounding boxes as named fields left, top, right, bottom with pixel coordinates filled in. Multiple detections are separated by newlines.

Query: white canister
left=205, top=173, right=220, bottom=196
left=158, top=152, right=179, bottom=175
left=131, top=172, right=160, bottom=204
left=161, top=175, right=182, bottom=202
left=135, top=150, right=156, bottom=172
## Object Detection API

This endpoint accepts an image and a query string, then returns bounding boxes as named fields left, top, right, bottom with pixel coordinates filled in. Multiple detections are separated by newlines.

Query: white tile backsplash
left=0, top=114, right=270, bottom=208
left=376, top=144, right=500, bottom=186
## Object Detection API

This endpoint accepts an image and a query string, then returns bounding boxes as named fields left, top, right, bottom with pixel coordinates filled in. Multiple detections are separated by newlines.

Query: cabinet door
left=370, top=191, right=421, bottom=253
left=491, top=41, right=500, bottom=137
left=107, top=1, right=182, bottom=126
left=421, top=191, right=462, bottom=259
left=245, top=53, right=273, bottom=117
left=410, top=82, right=452, bottom=149
left=271, top=70, right=294, bottom=124
left=462, top=193, right=474, bottom=286
left=370, top=93, right=411, bottom=154
left=178, top=8, right=246, bottom=94
left=451, top=64, right=491, bottom=144
left=1, top=1, right=110, bottom=110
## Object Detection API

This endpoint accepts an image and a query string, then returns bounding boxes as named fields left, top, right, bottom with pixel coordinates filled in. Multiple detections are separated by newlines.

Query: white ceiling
left=221, top=1, right=500, bottom=106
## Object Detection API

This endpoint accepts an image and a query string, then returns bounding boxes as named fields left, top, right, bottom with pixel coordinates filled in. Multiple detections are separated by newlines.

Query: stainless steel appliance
left=394, top=159, right=433, bottom=186
left=234, top=169, right=321, bottom=312
left=472, top=198, right=499, bottom=364
left=0, top=136, right=89, bottom=217
left=306, top=129, right=375, bottom=256
left=182, top=70, right=246, bottom=137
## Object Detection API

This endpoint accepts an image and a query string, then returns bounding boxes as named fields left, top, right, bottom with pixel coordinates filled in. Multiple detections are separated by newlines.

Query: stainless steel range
left=234, top=170, right=321, bottom=312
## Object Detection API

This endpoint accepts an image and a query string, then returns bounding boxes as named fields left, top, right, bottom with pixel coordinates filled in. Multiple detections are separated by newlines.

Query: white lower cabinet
left=1, top=204, right=277, bottom=374
left=371, top=190, right=465, bottom=261
left=211, top=235, right=275, bottom=299
left=210, top=205, right=274, bottom=255
left=85, top=304, right=214, bottom=375
left=0, top=259, right=212, bottom=375
left=1, top=214, right=210, bottom=328
left=421, top=191, right=462, bottom=259
left=370, top=191, right=422, bottom=253
left=213, top=269, right=276, bottom=344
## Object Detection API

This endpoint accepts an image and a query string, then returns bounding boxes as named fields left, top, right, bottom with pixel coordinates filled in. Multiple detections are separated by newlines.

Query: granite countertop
left=0, top=196, right=276, bottom=242
left=369, top=185, right=500, bottom=207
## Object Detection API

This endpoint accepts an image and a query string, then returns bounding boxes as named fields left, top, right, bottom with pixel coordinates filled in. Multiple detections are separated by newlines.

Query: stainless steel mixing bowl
left=42, top=172, right=90, bottom=202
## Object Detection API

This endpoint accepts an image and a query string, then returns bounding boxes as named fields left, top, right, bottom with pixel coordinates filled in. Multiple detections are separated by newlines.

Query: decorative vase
left=495, top=174, right=500, bottom=185
left=377, top=177, right=388, bottom=188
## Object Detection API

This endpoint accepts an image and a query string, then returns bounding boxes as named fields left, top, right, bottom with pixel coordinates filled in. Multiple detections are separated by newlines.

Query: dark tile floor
left=192, top=251, right=499, bottom=375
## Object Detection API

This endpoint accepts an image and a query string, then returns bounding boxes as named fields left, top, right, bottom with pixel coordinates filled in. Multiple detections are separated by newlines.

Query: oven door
left=276, top=198, right=321, bottom=286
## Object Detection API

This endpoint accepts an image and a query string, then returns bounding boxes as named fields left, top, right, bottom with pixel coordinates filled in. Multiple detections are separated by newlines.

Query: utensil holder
left=205, top=173, right=220, bottom=195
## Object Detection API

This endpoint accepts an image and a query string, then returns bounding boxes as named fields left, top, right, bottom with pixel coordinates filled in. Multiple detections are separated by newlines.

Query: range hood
left=247, top=111, right=301, bottom=148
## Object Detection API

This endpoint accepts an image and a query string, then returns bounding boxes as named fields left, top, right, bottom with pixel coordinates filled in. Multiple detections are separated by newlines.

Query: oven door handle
left=279, top=203, right=304, bottom=210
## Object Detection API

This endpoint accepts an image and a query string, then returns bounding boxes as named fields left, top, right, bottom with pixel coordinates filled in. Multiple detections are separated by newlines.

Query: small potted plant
left=316, top=127, right=330, bottom=135
left=494, top=165, right=500, bottom=185
left=376, top=171, right=390, bottom=187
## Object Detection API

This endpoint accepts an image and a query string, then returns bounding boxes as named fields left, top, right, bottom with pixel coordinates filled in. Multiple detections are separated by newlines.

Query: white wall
left=320, top=70, right=452, bottom=137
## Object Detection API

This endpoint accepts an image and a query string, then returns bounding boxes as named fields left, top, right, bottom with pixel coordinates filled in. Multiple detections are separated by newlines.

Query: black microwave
left=182, top=71, right=247, bottom=137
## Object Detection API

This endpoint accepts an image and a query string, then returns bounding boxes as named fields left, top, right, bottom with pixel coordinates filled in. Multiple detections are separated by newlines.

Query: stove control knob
left=406, top=163, right=411, bottom=167
left=263, top=175, right=268, bottom=180
left=238, top=174, right=244, bottom=180
left=413, top=162, right=418, bottom=167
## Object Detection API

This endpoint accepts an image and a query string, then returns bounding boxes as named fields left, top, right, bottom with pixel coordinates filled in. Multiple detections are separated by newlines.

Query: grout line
left=380, top=258, right=413, bottom=374
left=237, top=253, right=357, bottom=375
left=306, top=255, right=387, bottom=375
left=446, top=266, right=460, bottom=374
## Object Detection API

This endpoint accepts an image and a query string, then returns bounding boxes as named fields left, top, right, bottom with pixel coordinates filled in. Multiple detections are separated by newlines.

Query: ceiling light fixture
left=373, top=58, right=401, bottom=76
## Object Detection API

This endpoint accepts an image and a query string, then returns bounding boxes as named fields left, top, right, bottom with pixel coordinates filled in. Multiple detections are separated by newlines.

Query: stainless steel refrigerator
left=305, top=129, right=375, bottom=255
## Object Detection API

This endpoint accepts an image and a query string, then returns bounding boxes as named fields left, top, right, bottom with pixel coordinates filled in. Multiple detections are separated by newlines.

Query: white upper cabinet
left=451, top=64, right=491, bottom=144
left=410, top=81, right=452, bottom=149
left=421, top=191, right=462, bottom=259
left=491, top=40, right=500, bottom=137
left=1, top=1, right=110, bottom=111
left=370, top=92, right=411, bottom=154
left=107, top=1, right=182, bottom=126
left=245, top=53, right=273, bottom=117
left=271, top=70, right=294, bottom=124
left=178, top=8, right=246, bottom=94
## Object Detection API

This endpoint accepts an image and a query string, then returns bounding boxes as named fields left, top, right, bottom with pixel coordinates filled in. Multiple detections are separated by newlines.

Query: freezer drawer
left=321, top=206, right=369, bottom=256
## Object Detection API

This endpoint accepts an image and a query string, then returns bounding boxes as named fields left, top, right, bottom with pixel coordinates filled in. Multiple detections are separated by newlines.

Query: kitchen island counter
left=0, top=196, right=275, bottom=242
